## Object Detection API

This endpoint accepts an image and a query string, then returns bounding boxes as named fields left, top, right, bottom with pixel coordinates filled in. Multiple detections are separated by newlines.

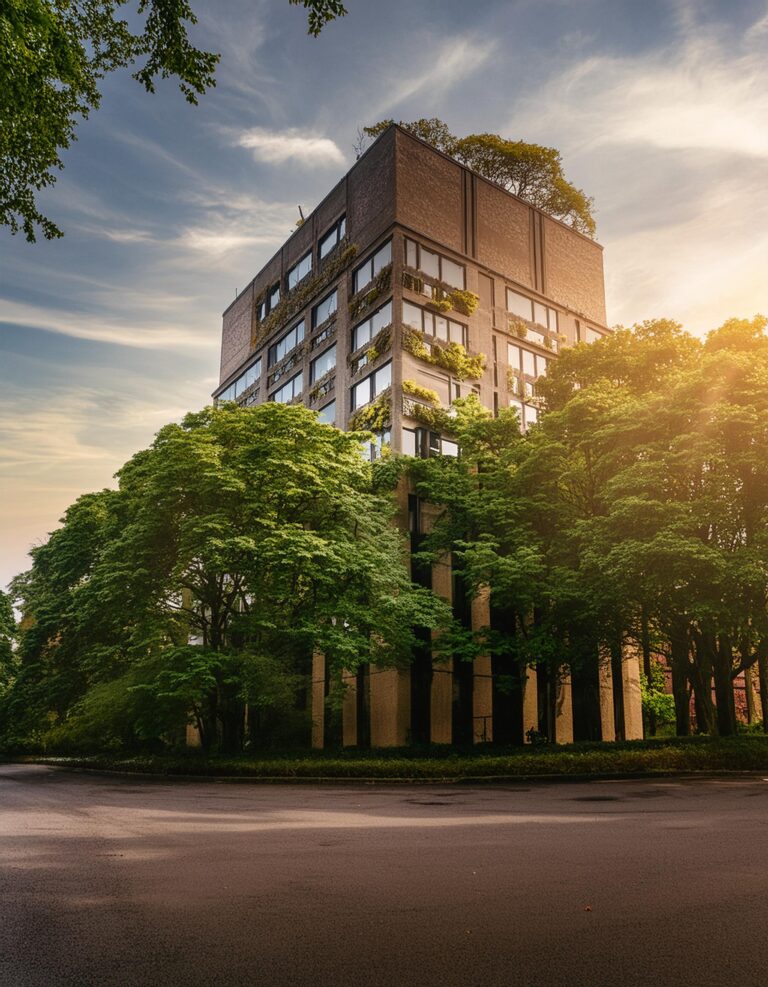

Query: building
left=215, top=124, right=644, bottom=748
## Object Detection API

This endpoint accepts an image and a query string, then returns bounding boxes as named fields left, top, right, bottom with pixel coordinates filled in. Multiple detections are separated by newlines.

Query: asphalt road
left=1, top=765, right=767, bottom=986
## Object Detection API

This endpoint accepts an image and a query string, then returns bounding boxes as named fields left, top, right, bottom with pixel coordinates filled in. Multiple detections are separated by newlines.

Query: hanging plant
left=448, top=288, right=479, bottom=317
left=402, top=379, right=440, bottom=405
left=402, top=327, right=486, bottom=381
left=349, top=389, right=392, bottom=432
left=348, top=264, right=393, bottom=319
left=508, top=317, right=528, bottom=339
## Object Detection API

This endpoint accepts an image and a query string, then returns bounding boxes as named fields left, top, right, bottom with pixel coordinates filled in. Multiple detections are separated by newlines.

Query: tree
left=358, top=118, right=596, bottom=236
left=0, top=0, right=347, bottom=242
left=4, top=403, right=448, bottom=752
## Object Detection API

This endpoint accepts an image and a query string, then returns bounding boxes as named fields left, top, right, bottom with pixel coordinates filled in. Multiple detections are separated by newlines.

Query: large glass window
left=509, top=397, right=538, bottom=430
left=217, top=357, right=262, bottom=403
left=319, top=215, right=346, bottom=259
left=256, top=283, right=281, bottom=321
left=351, top=361, right=391, bottom=410
left=318, top=400, right=336, bottom=425
left=506, top=288, right=558, bottom=333
left=352, top=240, right=392, bottom=294
left=270, top=372, right=303, bottom=404
left=310, top=344, right=336, bottom=383
left=402, top=427, right=459, bottom=459
left=404, top=238, right=465, bottom=289
left=313, top=290, right=338, bottom=328
left=352, top=301, right=392, bottom=352
left=522, top=349, right=536, bottom=376
left=508, top=343, right=522, bottom=372
left=402, top=301, right=466, bottom=346
left=268, top=320, right=305, bottom=366
left=585, top=327, right=604, bottom=344
left=287, top=251, right=312, bottom=290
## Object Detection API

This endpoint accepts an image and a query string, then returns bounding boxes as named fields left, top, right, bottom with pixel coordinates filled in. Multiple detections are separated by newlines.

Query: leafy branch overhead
left=0, top=0, right=347, bottom=242
left=359, top=118, right=596, bottom=237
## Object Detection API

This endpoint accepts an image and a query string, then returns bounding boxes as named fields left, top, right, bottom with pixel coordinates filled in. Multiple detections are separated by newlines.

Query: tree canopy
left=2, top=403, right=447, bottom=752
left=359, top=118, right=596, bottom=237
left=0, top=0, right=347, bottom=241
left=407, top=316, right=768, bottom=739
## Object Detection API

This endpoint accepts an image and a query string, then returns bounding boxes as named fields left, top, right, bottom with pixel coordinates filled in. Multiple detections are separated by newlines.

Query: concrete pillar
left=431, top=552, right=453, bottom=744
left=523, top=666, right=538, bottom=742
left=622, top=653, right=644, bottom=739
left=342, top=670, right=357, bottom=747
left=369, top=667, right=411, bottom=747
left=311, top=651, right=325, bottom=749
left=555, top=668, right=574, bottom=744
left=471, top=588, right=493, bottom=744
left=599, top=658, right=616, bottom=742
left=185, top=722, right=202, bottom=748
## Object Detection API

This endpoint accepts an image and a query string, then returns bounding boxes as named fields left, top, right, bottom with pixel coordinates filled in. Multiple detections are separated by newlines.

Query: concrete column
left=622, top=653, right=644, bottom=739
left=431, top=552, right=453, bottom=744
left=369, top=667, right=411, bottom=747
left=555, top=668, right=574, bottom=744
left=342, top=670, right=357, bottom=747
left=523, top=666, right=538, bottom=742
left=472, top=587, right=493, bottom=744
left=185, top=722, right=202, bottom=748
left=599, top=657, right=616, bottom=742
left=311, top=651, right=325, bottom=749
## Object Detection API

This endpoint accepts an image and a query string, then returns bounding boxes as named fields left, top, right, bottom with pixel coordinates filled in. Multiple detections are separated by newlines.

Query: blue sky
left=1, top=0, right=767, bottom=588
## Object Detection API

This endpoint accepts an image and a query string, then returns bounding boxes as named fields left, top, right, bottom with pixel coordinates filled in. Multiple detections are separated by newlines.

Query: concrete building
left=215, top=124, right=643, bottom=748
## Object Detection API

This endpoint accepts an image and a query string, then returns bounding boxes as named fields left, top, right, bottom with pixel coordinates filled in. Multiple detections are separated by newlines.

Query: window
left=313, top=290, right=338, bottom=328
left=404, top=238, right=465, bottom=289
left=352, top=301, right=392, bottom=352
left=353, top=240, right=392, bottom=294
left=402, top=301, right=467, bottom=346
left=506, top=288, right=559, bottom=334
left=216, top=357, right=262, bottom=403
left=351, top=361, right=391, bottom=410
left=270, top=372, right=303, bottom=404
left=256, top=283, right=281, bottom=321
left=585, top=327, right=604, bottom=344
left=364, top=430, right=391, bottom=462
left=522, top=349, right=536, bottom=376
left=508, top=342, right=522, bottom=373
left=310, top=344, right=336, bottom=383
left=319, top=215, right=346, bottom=259
left=509, top=397, right=539, bottom=430
left=268, top=320, right=305, bottom=366
left=402, top=427, right=459, bottom=458
left=318, top=401, right=336, bottom=425
left=287, top=251, right=312, bottom=290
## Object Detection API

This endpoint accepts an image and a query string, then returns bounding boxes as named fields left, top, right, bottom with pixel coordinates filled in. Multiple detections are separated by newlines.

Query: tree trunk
left=744, top=665, right=757, bottom=725
left=669, top=622, right=690, bottom=737
left=609, top=631, right=625, bottom=742
left=690, top=630, right=717, bottom=735
left=712, top=635, right=737, bottom=737
left=640, top=608, right=655, bottom=737
left=758, top=646, right=768, bottom=733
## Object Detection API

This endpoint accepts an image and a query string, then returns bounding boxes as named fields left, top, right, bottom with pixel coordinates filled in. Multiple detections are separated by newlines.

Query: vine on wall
left=349, top=388, right=392, bottom=432
left=251, top=241, right=358, bottom=350
left=348, top=264, right=392, bottom=320
left=402, top=327, right=486, bottom=381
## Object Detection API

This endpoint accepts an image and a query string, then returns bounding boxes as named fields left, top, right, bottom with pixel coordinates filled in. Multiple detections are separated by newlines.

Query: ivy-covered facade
left=214, top=124, right=641, bottom=750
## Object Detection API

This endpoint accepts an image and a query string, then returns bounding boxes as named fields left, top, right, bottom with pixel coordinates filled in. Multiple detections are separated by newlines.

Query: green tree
left=5, top=403, right=448, bottom=752
left=0, top=0, right=346, bottom=241
left=359, top=118, right=596, bottom=236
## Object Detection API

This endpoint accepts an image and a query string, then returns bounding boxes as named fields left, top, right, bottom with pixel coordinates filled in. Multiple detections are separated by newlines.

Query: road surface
left=1, top=764, right=767, bottom=985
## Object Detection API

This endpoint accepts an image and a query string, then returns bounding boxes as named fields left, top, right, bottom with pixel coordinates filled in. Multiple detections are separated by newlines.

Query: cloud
left=505, top=6, right=768, bottom=331
left=367, top=35, right=498, bottom=117
left=235, top=128, right=345, bottom=166
left=511, top=11, right=768, bottom=159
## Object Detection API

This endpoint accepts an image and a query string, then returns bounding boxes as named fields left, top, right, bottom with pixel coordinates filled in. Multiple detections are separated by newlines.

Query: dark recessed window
left=404, top=238, right=465, bottom=289
left=319, top=215, right=346, bottom=259
left=352, top=240, right=392, bottom=294
left=287, top=251, right=312, bottom=291
left=269, top=372, right=303, bottom=404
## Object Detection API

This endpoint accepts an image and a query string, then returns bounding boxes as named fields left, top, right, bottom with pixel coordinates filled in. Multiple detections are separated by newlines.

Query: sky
left=1, top=0, right=767, bottom=589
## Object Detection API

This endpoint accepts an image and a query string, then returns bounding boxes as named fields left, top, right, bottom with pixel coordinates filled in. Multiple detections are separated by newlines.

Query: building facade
left=215, top=124, right=643, bottom=748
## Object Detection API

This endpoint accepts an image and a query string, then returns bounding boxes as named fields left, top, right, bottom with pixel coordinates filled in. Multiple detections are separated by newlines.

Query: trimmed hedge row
left=15, top=736, right=768, bottom=781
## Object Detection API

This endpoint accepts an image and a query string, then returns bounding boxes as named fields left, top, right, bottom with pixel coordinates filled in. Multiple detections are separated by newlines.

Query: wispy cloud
left=368, top=35, right=498, bottom=117
left=235, top=128, right=345, bottom=166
